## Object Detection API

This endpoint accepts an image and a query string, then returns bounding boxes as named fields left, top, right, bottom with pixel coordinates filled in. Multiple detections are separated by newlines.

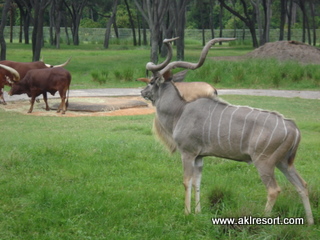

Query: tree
left=279, top=0, right=287, bottom=41
left=218, top=0, right=259, bottom=48
left=50, top=0, right=64, bottom=48
left=30, top=0, right=52, bottom=61
left=170, top=0, right=190, bottom=60
left=0, top=0, right=11, bottom=60
left=309, top=0, right=317, bottom=46
left=124, top=0, right=137, bottom=46
left=134, top=0, right=169, bottom=63
left=15, top=0, right=32, bottom=44
left=104, top=0, right=118, bottom=48
left=64, top=0, right=88, bottom=45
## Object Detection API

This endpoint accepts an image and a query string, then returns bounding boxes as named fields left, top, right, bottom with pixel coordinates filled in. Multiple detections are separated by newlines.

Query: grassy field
left=1, top=42, right=319, bottom=239
left=0, top=95, right=319, bottom=239
left=4, top=41, right=320, bottom=90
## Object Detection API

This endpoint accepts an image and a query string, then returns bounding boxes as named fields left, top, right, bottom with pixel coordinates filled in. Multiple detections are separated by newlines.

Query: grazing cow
left=0, top=65, right=71, bottom=114
left=0, top=57, right=71, bottom=104
left=141, top=38, right=314, bottom=225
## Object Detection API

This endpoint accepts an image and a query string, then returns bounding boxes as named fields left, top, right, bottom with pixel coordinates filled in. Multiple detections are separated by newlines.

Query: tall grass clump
left=113, top=68, right=134, bottom=81
left=91, top=70, right=109, bottom=85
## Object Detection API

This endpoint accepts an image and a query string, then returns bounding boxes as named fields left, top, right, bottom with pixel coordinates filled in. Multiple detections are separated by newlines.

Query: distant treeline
left=5, top=27, right=319, bottom=46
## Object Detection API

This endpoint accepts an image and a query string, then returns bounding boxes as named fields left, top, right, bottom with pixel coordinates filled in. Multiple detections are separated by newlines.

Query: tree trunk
left=252, top=0, right=263, bottom=45
left=31, top=0, right=51, bottom=61
left=219, top=0, right=259, bottom=48
left=134, top=0, right=169, bottom=63
left=0, top=0, right=11, bottom=60
left=309, top=0, right=316, bottom=46
left=124, top=0, right=137, bottom=46
left=279, top=0, right=286, bottom=40
left=104, top=0, right=118, bottom=49
left=173, top=0, right=188, bottom=60
left=209, top=0, right=215, bottom=39
left=219, top=3, right=223, bottom=45
left=287, top=0, right=293, bottom=40
left=64, top=0, right=88, bottom=46
left=9, top=3, right=14, bottom=43
left=262, top=0, right=272, bottom=44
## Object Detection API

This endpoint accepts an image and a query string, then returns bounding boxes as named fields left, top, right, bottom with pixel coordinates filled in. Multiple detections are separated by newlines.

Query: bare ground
left=212, top=40, right=320, bottom=64
left=0, top=96, right=155, bottom=117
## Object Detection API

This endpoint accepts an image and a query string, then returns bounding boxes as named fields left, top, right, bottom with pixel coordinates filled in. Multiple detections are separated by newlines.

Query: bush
left=91, top=70, right=108, bottom=85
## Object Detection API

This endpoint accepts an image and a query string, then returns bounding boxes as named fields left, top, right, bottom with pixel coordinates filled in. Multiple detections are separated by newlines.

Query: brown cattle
left=1, top=65, right=72, bottom=114
left=0, top=58, right=71, bottom=104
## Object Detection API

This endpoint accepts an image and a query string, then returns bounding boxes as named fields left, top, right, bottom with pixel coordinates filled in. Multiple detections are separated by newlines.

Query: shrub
left=91, top=70, right=108, bottom=85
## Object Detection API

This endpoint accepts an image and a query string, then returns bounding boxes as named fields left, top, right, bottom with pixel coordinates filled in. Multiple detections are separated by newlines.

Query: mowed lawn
left=0, top=95, right=319, bottom=239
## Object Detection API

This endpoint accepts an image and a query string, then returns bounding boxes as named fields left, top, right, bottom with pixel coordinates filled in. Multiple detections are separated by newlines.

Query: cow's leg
left=43, top=92, right=50, bottom=111
left=28, top=97, right=36, bottom=113
left=182, top=152, right=197, bottom=215
left=277, top=161, right=314, bottom=225
left=0, top=90, right=6, bottom=105
left=193, top=156, right=203, bottom=213
left=58, top=89, right=67, bottom=114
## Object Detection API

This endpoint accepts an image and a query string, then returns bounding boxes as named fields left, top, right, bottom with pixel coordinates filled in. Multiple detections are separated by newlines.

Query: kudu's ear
left=136, top=78, right=151, bottom=84
left=162, top=70, right=172, bottom=81
left=153, top=72, right=165, bottom=86
left=158, top=76, right=165, bottom=85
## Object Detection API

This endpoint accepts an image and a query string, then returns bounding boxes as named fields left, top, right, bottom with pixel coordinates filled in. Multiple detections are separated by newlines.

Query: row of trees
left=0, top=0, right=319, bottom=62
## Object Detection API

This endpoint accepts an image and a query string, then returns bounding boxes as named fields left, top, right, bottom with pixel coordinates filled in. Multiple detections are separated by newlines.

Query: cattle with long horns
left=0, top=58, right=71, bottom=104
left=0, top=64, right=71, bottom=114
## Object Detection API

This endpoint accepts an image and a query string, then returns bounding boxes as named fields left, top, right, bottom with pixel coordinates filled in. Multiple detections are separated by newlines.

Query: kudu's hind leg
left=254, top=161, right=281, bottom=214
left=277, top=161, right=314, bottom=225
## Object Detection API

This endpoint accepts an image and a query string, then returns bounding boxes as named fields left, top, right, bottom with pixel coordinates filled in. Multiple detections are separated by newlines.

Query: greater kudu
left=141, top=38, right=314, bottom=225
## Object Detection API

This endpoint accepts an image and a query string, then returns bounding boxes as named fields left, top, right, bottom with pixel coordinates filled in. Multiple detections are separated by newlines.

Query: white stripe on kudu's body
left=141, top=38, right=314, bottom=225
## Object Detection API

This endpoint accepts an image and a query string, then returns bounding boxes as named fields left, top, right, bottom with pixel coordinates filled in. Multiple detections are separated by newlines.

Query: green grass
left=185, top=58, right=320, bottom=89
left=0, top=95, right=319, bottom=239
left=5, top=41, right=319, bottom=91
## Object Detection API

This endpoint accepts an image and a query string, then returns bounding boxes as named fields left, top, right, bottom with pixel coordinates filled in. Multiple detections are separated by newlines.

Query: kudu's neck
left=155, top=81, right=186, bottom=133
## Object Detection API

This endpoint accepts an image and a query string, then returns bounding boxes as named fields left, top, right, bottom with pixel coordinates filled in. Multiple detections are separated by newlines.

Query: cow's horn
left=146, top=37, right=179, bottom=72
left=0, top=64, right=20, bottom=81
left=45, top=57, right=72, bottom=68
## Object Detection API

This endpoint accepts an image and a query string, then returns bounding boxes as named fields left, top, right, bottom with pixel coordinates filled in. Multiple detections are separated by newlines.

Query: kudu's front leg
left=182, top=153, right=203, bottom=214
left=193, top=157, right=203, bottom=213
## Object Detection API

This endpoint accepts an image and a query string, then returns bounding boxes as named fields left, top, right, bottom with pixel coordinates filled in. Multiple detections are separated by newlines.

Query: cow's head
left=0, top=64, right=20, bottom=85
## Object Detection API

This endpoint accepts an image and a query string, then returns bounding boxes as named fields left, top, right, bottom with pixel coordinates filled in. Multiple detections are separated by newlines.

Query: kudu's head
left=141, top=37, right=236, bottom=105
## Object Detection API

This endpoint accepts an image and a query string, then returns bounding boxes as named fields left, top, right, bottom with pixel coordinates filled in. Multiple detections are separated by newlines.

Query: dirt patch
left=246, top=40, right=320, bottom=64
left=0, top=96, right=155, bottom=117
left=212, top=40, right=320, bottom=64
